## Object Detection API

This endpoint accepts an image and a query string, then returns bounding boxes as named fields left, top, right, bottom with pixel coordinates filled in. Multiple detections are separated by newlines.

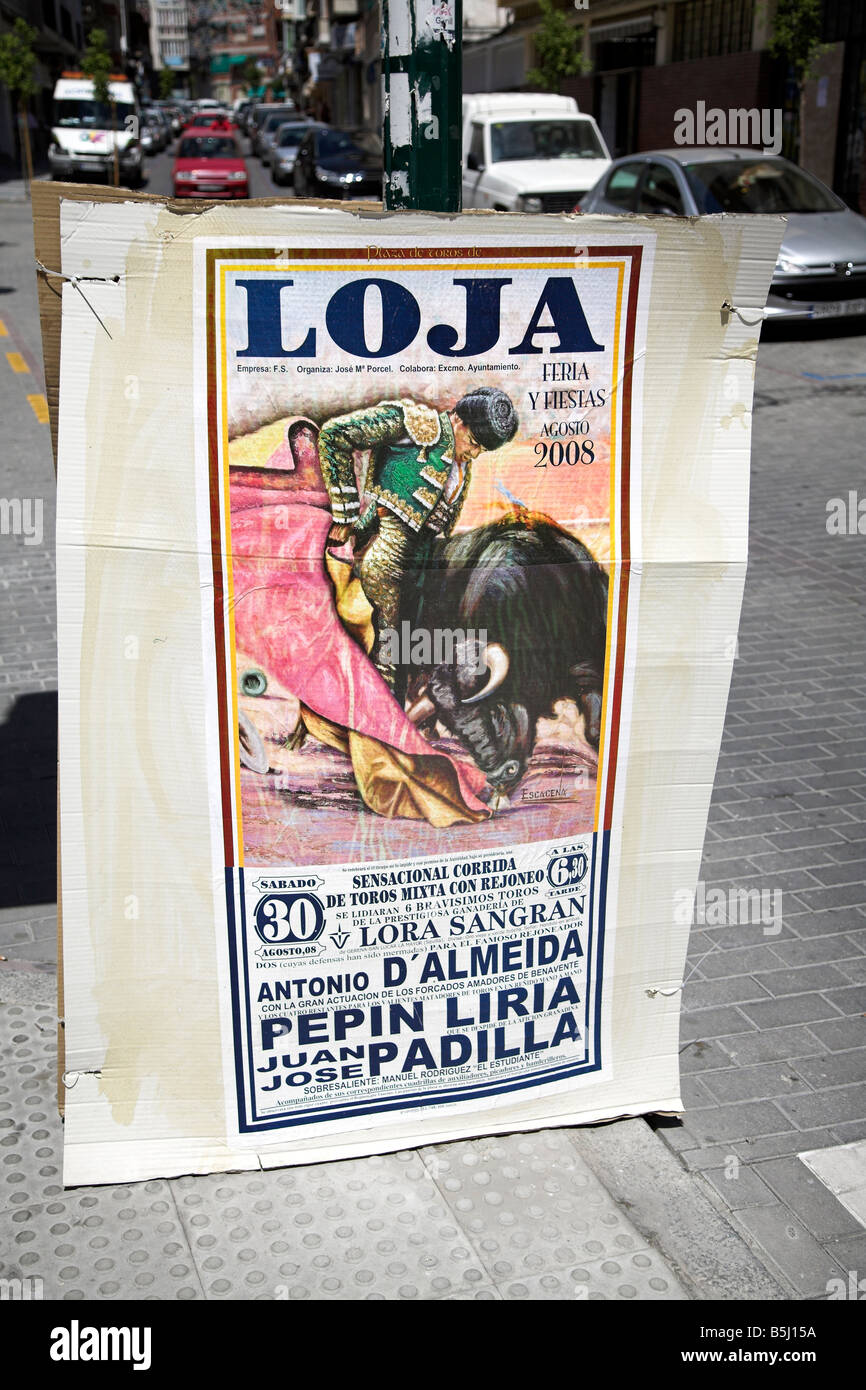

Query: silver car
left=269, top=121, right=325, bottom=184
left=578, top=148, right=866, bottom=322
left=255, top=106, right=298, bottom=161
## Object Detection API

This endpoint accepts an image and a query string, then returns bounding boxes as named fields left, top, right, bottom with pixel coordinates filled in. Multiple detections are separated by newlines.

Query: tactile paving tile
left=420, top=1129, right=679, bottom=1295
left=0, top=1181, right=205, bottom=1301
left=170, top=1150, right=490, bottom=1300
left=0, top=1002, right=203, bottom=1301
left=2, top=1001, right=689, bottom=1301
left=499, top=1249, right=688, bottom=1300
left=0, top=1002, right=64, bottom=1217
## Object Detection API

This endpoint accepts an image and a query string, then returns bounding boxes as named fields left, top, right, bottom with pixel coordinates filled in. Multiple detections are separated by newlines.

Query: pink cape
left=229, top=485, right=489, bottom=813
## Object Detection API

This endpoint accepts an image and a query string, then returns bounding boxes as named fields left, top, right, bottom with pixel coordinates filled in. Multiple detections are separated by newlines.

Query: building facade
left=148, top=0, right=189, bottom=83
left=203, top=0, right=280, bottom=102
left=0, top=0, right=84, bottom=166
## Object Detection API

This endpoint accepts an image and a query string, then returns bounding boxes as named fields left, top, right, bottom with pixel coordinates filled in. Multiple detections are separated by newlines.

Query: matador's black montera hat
left=454, top=387, right=519, bottom=452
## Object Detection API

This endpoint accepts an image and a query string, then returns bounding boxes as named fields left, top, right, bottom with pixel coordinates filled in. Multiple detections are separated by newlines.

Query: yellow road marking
left=27, top=394, right=49, bottom=424
left=6, top=351, right=29, bottom=374
left=0, top=320, right=8, bottom=337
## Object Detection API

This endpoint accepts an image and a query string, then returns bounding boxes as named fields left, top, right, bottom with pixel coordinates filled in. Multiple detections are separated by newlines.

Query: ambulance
left=49, top=72, right=142, bottom=184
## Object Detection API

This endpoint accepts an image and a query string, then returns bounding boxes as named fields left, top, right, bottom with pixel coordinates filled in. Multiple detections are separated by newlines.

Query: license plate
left=810, top=297, right=866, bottom=319
left=196, top=185, right=224, bottom=193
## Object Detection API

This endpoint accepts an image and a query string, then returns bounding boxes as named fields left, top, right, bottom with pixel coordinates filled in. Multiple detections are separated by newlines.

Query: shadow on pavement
left=0, top=691, right=57, bottom=910
left=762, top=316, right=866, bottom=344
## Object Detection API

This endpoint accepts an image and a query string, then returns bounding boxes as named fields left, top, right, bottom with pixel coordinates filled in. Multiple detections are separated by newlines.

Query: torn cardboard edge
left=31, top=182, right=384, bottom=464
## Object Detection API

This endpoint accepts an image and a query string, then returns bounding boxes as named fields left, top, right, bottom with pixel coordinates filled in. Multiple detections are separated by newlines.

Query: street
left=1, top=183, right=865, bottom=1305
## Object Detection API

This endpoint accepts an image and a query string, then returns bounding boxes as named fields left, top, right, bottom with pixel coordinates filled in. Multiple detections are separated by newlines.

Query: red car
left=172, top=127, right=248, bottom=199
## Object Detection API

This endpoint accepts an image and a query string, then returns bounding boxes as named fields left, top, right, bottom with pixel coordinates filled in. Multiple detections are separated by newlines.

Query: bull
left=394, top=510, right=609, bottom=799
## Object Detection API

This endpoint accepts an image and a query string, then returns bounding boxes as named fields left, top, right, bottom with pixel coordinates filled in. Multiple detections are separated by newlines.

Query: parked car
left=141, top=105, right=170, bottom=152
left=150, top=107, right=173, bottom=149
left=139, top=117, right=162, bottom=155
left=261, top=112, right=310, bottom=169
left=254, top=105, right=298, bottom=159
left=462, top=93, right=611, bottom=212
left=193, top=110, right=234, bottom=131
left=578, top=148, right=866, bottom=322
left=293, top=126, right=382, bottom=201
left=234, top=99, right=254, bottom=134
left=155, top=100, right=183, bottom=136
left=172, top=128, right=249, bottom=199
left=266, top=119, right=320, bottom=179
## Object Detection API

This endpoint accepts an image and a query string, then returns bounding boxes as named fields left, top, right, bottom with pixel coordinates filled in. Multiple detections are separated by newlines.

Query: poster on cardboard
left=203, top=236, right=647, bottom=1134
left=53, top=203, right=782, bottom=1183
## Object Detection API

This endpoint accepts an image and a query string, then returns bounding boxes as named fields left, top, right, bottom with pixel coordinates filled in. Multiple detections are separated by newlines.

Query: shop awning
left=210, top=53, right=251, bottom=74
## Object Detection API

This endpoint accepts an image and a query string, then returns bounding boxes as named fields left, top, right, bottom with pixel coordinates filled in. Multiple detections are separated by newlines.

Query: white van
left=462, top=93, right=611, bottom=213
left=49, top=73, right=142, bottom=185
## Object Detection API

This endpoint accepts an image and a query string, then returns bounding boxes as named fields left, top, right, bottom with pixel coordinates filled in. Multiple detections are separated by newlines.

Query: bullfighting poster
left=208, top=239, right=643, bottom=1133
left=54, top=201, right=783, bottom=1183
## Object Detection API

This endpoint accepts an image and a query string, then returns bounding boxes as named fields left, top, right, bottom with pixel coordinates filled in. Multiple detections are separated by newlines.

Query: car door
left=293, top=133, right=312, bottom=195
left=588, top=159, right=646, bottom=214
left=463, top=122, right=487, bottom=209
left=636, top=161, right=686, bottom=216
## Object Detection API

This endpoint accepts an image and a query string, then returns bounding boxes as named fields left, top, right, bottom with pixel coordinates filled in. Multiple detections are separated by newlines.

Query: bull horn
left=462, top=643, right=510, bottom=705
left=238, top=710, right=270, bottom=774
left=406, top=694, right=437, bottom=724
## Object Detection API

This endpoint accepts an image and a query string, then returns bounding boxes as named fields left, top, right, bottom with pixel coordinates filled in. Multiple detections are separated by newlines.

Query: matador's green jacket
left=317, top=399, right=470, bottom=534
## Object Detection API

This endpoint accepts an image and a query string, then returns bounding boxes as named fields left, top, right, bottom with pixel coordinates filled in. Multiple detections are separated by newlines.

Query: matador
left=318, top=387, right=519, bottom=687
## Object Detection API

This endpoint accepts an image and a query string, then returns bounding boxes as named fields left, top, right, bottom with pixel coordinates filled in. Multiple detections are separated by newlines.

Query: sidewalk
left=1, top=992, right=785, bottom=1301
left=0, top=164, right=50, bottom=203
left=652, top=326, right=866, bottom=1298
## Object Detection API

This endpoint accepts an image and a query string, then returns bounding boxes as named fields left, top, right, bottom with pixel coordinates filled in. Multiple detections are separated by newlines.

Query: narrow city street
left=1, top=177, right=864, bottom=1303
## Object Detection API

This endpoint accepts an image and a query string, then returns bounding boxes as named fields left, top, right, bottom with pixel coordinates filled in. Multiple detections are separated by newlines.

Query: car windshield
left=489, top=119, right=605, bottom=163
left=277, top=126, right=308, bottom=147
left=55, top=99, right=135, bottom=129
left=263, top=111, right=296, bottom=133
left=684, top=159, right=844, bottom=213
left=178, top=136, right=238, bottom=158
left=317, top=129, right=382, bottom=160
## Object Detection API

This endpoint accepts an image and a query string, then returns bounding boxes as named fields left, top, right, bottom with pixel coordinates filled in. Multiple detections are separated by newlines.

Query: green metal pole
left=381, top=0, right=462, bottom=211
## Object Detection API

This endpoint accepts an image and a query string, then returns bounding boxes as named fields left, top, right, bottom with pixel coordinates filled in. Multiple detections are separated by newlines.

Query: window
left=56, top=100, right=135, bottom=128
left=604, top=161, right=644, bottom=210
left=672, top=0, right=754, bottom=63
left=489, top=119, right=606, bottom=163
left=683, top=159, right=844, bottom=214
left=277, top=125, right=309, bottom=147
left=317, top=129, right=382, bottom=159
left=178, top=135, right=239, bottom=157
left=637, top=163, right=684, bottom=215
left=468, top=123, right=485, bottom=169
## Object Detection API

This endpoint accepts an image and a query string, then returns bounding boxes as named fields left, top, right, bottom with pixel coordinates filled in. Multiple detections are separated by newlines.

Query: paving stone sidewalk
left=655, top=327, right=866, bottom=1299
